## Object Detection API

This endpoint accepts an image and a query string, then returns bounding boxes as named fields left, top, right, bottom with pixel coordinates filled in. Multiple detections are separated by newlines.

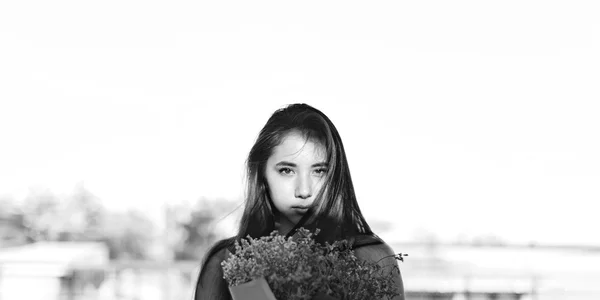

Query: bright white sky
left=1, top=1, right=598, bottom=246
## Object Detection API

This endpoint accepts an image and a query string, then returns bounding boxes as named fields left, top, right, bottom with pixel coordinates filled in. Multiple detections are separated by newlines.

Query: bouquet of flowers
left=221, top=228, right=406, bottom=300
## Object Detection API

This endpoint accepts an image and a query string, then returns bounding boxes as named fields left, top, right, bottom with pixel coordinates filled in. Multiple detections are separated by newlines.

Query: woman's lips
left=292, top=205, right=311, bottom=212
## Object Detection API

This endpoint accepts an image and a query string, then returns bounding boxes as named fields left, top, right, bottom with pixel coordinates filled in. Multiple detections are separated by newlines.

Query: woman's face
left=265, top=131, right=328, bottom=232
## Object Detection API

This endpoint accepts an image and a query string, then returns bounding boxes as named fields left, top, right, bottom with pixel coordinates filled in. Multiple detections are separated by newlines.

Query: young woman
left=194, top=103, right=404, bottom=300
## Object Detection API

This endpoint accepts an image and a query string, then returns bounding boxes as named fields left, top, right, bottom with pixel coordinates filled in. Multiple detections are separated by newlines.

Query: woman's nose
left=295, top=174, right=313, bottom=199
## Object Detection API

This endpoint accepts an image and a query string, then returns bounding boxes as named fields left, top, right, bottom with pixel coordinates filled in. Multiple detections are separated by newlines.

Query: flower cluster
left=221, top=228, right=404, bottom=300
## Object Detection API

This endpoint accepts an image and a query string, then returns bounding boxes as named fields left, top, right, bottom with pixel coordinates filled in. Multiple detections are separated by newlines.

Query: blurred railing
left=2, top=260, right=600, bottom=300
left=71, top=260, right=200, bottom=300
left=0, top=260, right=200, bottom=300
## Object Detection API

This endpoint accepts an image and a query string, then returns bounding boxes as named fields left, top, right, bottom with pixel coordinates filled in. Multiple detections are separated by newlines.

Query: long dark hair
left=196, top=103, right=377, bottom=296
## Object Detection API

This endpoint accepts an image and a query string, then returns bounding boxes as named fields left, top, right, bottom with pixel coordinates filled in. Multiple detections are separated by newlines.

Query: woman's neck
left=275, top=215, right=296, bottom=236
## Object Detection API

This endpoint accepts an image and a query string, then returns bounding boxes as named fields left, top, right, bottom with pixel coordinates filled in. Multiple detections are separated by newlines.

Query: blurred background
left=1, top=0, right=599, bottom=299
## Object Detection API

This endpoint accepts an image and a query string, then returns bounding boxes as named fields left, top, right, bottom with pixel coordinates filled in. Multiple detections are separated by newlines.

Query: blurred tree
left=0, top=196, right=31, bottom=247
left=20, top=185, right=106, bottom=242
left=101, top=209, right=156, bottom=260
left=16, top=185, right=157, bottom=260
left=59, top=183, right=106, bottom=241
left=5, top=186, right=245, bottom=260
left=20, top=187, right=64, bottom=241
left=169, top=197, right=239, bottom=261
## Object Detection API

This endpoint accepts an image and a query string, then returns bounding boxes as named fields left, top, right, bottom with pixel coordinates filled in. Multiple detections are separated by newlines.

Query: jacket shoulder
left=351, top=233, right=384, bottom=250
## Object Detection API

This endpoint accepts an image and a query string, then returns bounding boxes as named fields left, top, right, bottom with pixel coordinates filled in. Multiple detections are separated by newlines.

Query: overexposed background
left=1, top=0, right=599, bottom=246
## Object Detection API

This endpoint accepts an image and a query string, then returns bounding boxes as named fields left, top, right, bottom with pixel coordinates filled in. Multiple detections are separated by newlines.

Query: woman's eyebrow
left=275, top=161, right=297, bottom=167
left=312, top=162, right=329, bottom=168
left=274, top=161, right=328, bottom=167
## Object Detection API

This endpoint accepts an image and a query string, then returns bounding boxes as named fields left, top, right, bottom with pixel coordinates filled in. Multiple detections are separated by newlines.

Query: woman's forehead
left=270, top=132, right=326, bottom=163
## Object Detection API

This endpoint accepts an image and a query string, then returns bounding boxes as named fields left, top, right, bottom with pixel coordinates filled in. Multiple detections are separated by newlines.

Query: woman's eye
left=314, top=168, right=328, bottom=176
left=278, top=168, right=293, bottom=175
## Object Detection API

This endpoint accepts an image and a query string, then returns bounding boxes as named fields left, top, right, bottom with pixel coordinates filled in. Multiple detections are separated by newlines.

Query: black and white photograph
left=1, top=1, right=599, bottom=300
